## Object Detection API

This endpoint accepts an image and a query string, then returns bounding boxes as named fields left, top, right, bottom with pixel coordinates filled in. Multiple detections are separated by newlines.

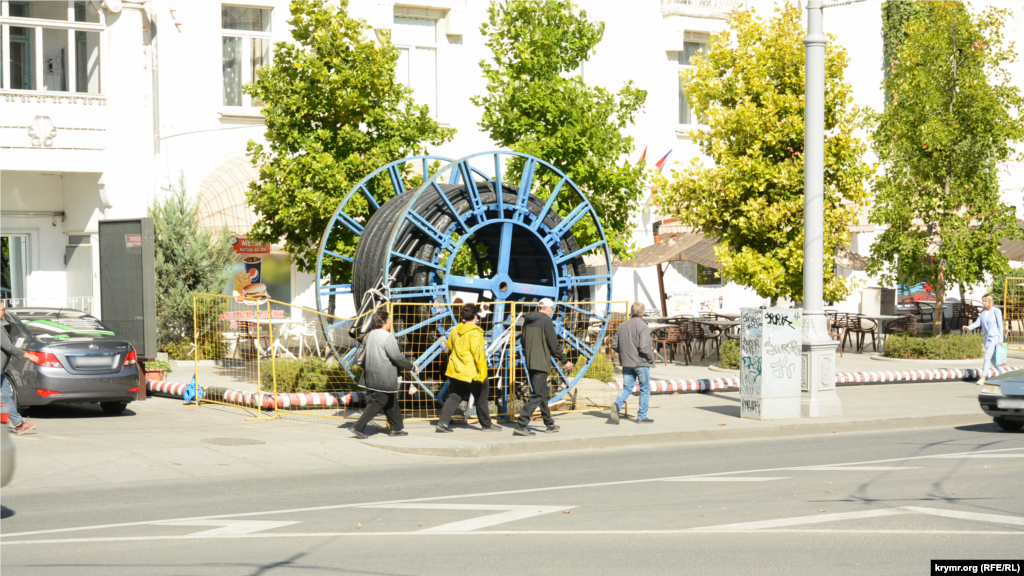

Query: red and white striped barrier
left=607, top=365, right=1020, bottom=394
left=145, top=380, right=372, bottom=410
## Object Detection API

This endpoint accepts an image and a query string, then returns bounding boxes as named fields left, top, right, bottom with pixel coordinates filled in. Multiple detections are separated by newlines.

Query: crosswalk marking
left=665, top=477, right=790, bottom=482
left=360, top=503, right=574, bottom=533
left=789, top=466, right=919, bottom=471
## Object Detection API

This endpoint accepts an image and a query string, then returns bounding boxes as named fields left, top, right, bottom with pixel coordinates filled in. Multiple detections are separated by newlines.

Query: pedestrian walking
left=609, top=302, right=656, bottom=424
left=436, top=303, right=499, bottom=433
left=963, top=294, right=1004, bottom=386
left=1, top=302, right=39, bottom=435
left=513, top=298, right=572, bottom=436
left=352, top=309, right=418, bottom=439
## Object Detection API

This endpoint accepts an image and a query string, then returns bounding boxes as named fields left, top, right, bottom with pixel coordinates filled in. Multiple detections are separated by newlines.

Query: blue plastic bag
left=996, top=343, right=1008, bottom=366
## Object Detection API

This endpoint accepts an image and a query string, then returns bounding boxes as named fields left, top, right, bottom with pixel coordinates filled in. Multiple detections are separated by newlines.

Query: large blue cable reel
left=316, top=151, right=614, bottom=408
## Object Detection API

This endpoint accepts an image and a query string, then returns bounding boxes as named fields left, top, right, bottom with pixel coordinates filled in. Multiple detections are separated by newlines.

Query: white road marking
left=361, top=504, right=572, bottom=533
left=665, top=477, right=790, bottom=482
left=929, top=454, right=1024, bottom=459
left=154, top=520, right=301, bottom=537
left=789, top=466, right=919, bottom=471
left=4, top=445, right=1023, bottom=540
left=903, top=507, right=1024, bottom=527
left=700, top=509, right=906, bottom=531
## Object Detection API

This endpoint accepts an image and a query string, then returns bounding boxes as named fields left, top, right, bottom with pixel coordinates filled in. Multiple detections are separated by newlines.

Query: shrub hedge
left=260, top=358, right=357, bottom=393
left=570, top=353, right=616, bottom=382
left=719, top=339, right=740, bottom=369
left=882, top=333, right=984, bottom=360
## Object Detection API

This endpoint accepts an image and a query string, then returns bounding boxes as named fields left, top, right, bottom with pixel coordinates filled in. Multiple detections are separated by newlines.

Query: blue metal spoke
left=395, top=314, right=443, bottom=338
left=433, top=181, right=470, bottom=234
left=407, top=210, right=453, bottom=250
left=338, top=212, right=365, bottom=235
left=555, top=240, right=605, bottom=265
left=458, top=161, right=485, bottom=216
left=389, top=285, right=446, bottom=299
left=447, top=275, right=493, bottom=292
left=324, top=249, right=354, bottom=264
left=388, top=164, right=407, bottom=196
left=394, top=251, right=445, bottom=271
left=516, top=158, right=537, bottom=213
left=359, top=185, right=380, bottom=210
left=547, top=202, right=590, bottom=241
left=490, top=301, right=507, bottom=343
left=559, top=274, right=612, bottom=289
left=422, top=158, right=430, bottom=181
left=561, top=303, right=607, bottom=320
left=557, top=325, right=595, bottom=358
left=497, top=222, right=514, bottom=275
left=326, top=320, right=345, bottom=332
left=494, top=154, right=504, bottom=217
left=319, top=284, right=352, bottom=297
left=531, top=177, right=567, bottom=231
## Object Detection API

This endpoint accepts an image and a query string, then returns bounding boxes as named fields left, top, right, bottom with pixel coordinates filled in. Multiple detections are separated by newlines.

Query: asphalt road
left=2, top=423, right=1022, bottom=576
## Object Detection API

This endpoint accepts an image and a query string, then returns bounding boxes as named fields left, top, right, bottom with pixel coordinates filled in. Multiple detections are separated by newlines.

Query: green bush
left=143, top=359, right=173, bottom=374
left=159, top=339, right=194, bottom=360
left=260, top=358, right=357, bottom=393
left=570, top=354, right=616, bottom=382
left=719, top=339, right=740, bottom=369
left=882, top=333, right=984, bottom=360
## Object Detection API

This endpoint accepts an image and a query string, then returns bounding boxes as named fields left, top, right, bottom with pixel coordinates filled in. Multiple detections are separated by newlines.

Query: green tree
left=657, top=5, right=873, bottom=305
left=472, top=0, right=648, bottom=259
left=149, top=175, right=235, bottom=345
left=244, top=0, right=454, bottom=308
left=869, top=2, right=1024, bottom=334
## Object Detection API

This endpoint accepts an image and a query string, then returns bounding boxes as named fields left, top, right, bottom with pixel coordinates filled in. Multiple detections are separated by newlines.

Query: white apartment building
left=1, top=0, right=1022, bottom=321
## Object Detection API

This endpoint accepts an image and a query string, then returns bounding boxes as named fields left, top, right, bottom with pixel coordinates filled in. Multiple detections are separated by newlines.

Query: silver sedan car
left=978, top=370, right=1024, bottom=431
left=3, top=308, right=140, bottom=415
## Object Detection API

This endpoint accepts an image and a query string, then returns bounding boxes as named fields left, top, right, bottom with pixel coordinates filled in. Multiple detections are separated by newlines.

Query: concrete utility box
left=861, top=287, right=897, bottom=316
left=739, top=307, right=803, bottom=420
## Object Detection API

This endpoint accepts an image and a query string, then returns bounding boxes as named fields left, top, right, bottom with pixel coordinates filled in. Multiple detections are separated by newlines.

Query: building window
left=677, top=31, right=709, bottom=126
left=221, top=5, right=271, bottom=107
left=696, top=264, right=721, bottom=286
left=1, top=1, right=103, bottom=93
left=392, top=15, right=438, bottom=117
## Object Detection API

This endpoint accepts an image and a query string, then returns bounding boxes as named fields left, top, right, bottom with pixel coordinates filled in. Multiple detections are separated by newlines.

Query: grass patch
left=719, top=339, right=740, bottom=369
left=881, top=333, right=984, bottom=360
left=570, top=353, right=616, bottom=382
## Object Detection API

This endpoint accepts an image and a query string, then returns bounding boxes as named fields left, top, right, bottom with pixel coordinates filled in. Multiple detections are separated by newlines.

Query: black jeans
left=516, top=369, right=554, bottom=428
left=354, top=390, right=404, bottom=432
left=438, top=378, right=493, bottom=428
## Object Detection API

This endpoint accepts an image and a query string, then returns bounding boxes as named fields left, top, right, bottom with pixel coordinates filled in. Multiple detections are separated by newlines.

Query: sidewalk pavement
left=3, top=378, right=994, bottom=493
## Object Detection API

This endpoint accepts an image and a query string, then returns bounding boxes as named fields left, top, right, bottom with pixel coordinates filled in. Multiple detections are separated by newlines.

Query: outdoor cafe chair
left=842, top=314, right=878, bottom=354
left=826, top=311, right=846, bottom=357
left=689, top=318, right=722, bottom=361
left=233, top=320, right=271, bottom=360
left=653, top=325, right=689, bottom=366
left=883, top=314, right=917, bottom=336
left=912, top=301, right=935, bottom=325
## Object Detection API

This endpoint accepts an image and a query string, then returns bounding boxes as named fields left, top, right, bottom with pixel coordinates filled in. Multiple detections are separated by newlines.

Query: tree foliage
left=472, top=0, right=647, bottom=259
left=657, top=5, right=873, bottom=305
left=149, top=175, right=235, bottom=345
left=868, top=2, right=1024, bottom=334
left=244, top=0, right=454, bottom=285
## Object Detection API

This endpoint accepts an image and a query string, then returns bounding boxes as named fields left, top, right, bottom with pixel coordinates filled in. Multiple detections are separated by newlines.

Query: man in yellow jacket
left=436, top=303, right=499, bottom=433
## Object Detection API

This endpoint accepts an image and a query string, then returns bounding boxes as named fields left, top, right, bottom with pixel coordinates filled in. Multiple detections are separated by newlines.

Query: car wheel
left=994, top=417, right=1024, bottom=432
left=100, top=402, right=129, bottom=415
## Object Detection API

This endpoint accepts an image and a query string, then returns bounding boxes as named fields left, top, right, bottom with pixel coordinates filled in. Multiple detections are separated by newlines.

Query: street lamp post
left=801, top=0, right=842, bottom=417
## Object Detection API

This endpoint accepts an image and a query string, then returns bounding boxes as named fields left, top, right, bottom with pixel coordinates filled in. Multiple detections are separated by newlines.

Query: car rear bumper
left=17, top=366, right=140, bottom=406
left=978, top=394, right=1024, bottom=421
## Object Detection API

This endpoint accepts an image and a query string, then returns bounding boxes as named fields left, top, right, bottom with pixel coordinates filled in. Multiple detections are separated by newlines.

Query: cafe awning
left=836, top=249, right=870, bottom=271
left=197, top=156, right=260, bottom=236
left=615, top=231, right=722, bottom=269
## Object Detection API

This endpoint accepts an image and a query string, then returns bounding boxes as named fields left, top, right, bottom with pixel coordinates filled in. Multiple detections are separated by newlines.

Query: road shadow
left=695, top=405, right=741, bottom=418
left=1, top=506, right=15, bottom=519
left=955, top=422, right=1023, bottom=434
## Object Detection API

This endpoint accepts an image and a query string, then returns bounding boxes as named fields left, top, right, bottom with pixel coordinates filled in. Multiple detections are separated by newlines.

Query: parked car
left=2, top=308, right=139, bottom=415
left=978, top=370, right=1024, bottom=431
left=1, top=404, right=13, bottom=487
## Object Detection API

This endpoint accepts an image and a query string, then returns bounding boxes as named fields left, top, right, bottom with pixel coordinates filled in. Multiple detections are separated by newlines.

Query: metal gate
left=1003, top=277, right=1024, bottom=350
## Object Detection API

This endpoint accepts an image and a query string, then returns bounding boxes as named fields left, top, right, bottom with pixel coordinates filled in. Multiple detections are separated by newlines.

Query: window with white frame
left=677, top=31, right=709, bottom=126
left=221, top=5, right=271, bottom=107
left=1, top=1, right=103, bottom=93
left=392, top=15, right=438, bottom=117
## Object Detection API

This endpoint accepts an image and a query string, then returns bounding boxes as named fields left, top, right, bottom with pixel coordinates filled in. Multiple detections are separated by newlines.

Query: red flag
left=640, top=146, right=648, bottom=162
left=655, top=149, right=673, bottom=172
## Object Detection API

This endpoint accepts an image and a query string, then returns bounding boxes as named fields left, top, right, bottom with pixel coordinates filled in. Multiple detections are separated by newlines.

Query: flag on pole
left=640, top=146, right=648, bottom=163
left=655, top=149, right=673, bottom=172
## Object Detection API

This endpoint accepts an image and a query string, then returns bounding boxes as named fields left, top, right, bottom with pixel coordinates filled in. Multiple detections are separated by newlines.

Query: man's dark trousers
left=516, top=369, right=554, bottom=428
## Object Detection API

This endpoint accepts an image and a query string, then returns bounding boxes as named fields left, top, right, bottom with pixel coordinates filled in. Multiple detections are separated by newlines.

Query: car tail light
left=123, top=350, right=137, bottom=367
left=127, top=387, right=138, bottom=393
left=36, top=389, right=62, bottom=398
left=28, top=352, right=64, bottom=369
left=0, top=407, right=8, bottom=424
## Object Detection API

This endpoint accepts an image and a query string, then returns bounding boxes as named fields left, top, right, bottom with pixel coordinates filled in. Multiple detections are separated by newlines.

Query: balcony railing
left=661, top=0, right=744, bottom=10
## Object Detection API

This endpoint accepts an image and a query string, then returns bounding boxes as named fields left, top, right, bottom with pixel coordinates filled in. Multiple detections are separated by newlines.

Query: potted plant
left=143, top=359, right=173, bottom=381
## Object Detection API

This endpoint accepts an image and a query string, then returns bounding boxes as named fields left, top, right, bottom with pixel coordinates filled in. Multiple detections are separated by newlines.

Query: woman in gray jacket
left=353, top=310, right=418, bottom=439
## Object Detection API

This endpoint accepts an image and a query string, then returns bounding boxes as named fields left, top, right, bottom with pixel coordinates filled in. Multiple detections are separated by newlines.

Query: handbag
left=352, top=341, right=367, bottom=369
left=996, top=343, right=1008, bottom=366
